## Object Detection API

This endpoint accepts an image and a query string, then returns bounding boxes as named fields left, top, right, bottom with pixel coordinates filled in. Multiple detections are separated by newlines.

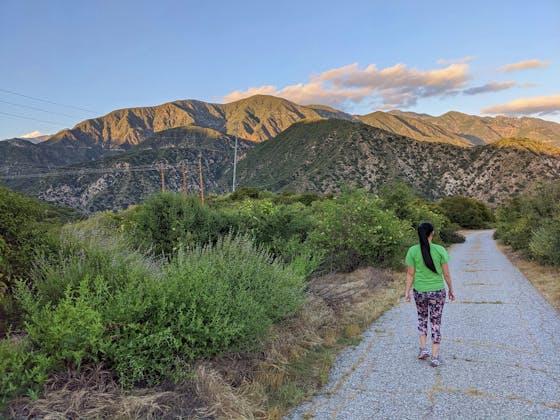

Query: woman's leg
left=413, top=290, right=429, bottom=348
left=428, top=289, right=446, bottom=357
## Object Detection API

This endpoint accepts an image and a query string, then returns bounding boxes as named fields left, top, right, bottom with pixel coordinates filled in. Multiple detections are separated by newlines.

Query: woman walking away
left=405, top=222, right=455, bottom=367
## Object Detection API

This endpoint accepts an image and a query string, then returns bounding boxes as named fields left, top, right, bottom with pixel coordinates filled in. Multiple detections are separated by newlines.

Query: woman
left=405, top=222, right=455, bottom=367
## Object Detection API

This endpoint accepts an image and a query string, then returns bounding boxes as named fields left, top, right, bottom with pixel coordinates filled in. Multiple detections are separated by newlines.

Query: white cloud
left=20, top=130, right=44, bottom=138
left=481, top=94, right=560, bottom=116
left=223, top=62, right=471, bottom=110
left=498, top=59, right=550, bottom=72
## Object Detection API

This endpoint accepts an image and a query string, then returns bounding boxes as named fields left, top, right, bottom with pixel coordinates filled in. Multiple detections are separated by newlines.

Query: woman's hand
left=405, top=291, right=412, bottom=302
left=448, top=290, right=456, bottom=301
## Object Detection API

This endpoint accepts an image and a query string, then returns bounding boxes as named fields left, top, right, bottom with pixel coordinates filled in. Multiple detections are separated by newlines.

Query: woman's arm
left=441, top=262, right=456, bottom=301
left=405, top=266, right=415, bottom=302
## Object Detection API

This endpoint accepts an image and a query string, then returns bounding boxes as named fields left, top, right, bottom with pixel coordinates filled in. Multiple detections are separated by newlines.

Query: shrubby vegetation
left=495, top=182, right=560, bottom=265
left=1, top=184, right=476, bottom=408
left=437, top=195, right=495, bottom=229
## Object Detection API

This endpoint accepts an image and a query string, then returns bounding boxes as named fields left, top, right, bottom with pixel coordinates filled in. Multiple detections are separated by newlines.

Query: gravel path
left=287, top=230, right=560, bottom=419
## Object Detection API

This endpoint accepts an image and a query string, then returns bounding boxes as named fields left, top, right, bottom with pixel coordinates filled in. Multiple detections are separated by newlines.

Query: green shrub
left=529, top=219, right=560, bottom=265
left=308, top=189, right=412, bottom=271
left=127, top=192, right=229, bottom=257
left=30, top=228, right=160, bottom=306
left=17, top=278, right=106, bottom=369
left=437, top=196, right=495, bottom=229
left=234, top=199, right=317, bottom=259
left=0, top=337, right=52, bottom=408
left=106, top=235, right=305, bottom=387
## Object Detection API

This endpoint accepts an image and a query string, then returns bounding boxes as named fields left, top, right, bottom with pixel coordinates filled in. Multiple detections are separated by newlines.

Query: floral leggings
left=413, top=289, right=446, bottom=344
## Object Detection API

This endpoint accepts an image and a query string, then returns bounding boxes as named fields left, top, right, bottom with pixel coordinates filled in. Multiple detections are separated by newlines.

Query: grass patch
left=498, top=243, right=560, bottom=313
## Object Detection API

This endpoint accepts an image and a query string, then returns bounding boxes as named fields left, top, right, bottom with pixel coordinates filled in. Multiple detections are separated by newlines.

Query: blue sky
left=0, top=0, right=559, bottom=139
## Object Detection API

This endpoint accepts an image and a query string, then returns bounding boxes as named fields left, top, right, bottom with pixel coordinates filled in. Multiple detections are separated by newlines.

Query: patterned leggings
left=413, top=289, right=446, bottom=344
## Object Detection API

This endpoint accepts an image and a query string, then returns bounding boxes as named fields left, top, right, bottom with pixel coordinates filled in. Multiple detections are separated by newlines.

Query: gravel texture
left=287, top=230, right=560, bottom=419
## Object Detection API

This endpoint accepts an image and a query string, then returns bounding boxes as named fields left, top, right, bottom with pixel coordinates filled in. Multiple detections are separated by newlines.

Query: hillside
left=6, top=126, right=252, bottom=213
left=413, top=111, right=560, bottom=146
left=219, top=119, right=560, bottom=204
left=357, top=111, right=471, bottom=146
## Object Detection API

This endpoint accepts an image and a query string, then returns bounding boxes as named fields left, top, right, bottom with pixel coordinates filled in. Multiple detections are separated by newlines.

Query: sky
left=0, top=0, right=559, bottom=139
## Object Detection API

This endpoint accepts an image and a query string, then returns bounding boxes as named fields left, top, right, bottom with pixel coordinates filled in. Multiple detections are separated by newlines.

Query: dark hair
left=418, top=222, right=437, bottom=273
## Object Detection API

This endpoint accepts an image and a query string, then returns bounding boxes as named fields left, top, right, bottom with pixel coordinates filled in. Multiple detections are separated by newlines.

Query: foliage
left=495, top=182, right=560, bottom=264
left=0, top=337, right=52, bottom=408
left=0, top=185, right=82, bottom=334
left=308, top=189, right=413, bottom=272
left=17, top=277, right=106, bottom=369
left=126, top=192, right=229, bottom=258
left=437, top=195, right=495, bottom=229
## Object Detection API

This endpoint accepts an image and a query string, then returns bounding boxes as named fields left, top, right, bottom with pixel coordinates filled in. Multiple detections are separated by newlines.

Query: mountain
left=410, top=111, right=560, bottom=147
left=357, top=111, right=472, bottom=146
left=46, top=95, right=355, bottom=149
left=3, top=95, right=560, bottom=180
left=218, top=119, right=560, bottom=204
left=5, top=126, right=252, bottom=213
left=6, top=119, right=560, bottom=212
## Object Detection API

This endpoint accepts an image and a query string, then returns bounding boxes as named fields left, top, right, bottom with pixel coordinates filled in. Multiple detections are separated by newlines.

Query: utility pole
left=182, top=161, right=187, bottom=199
left=198, top=152, right=204, bottom=204
left=232, top=122, right=239, bottom=192
left=160, top=162, right=165, bottom=192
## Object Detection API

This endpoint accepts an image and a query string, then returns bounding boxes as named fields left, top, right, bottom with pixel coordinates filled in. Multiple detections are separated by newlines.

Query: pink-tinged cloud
left=481, top=94, right=560, bottom=116
left=437, top=56, right=477, bottom=65
left=463, top=81, right=516, bottom=95
left=223, top=62, right=471, bottom=110
left=223, top=85, right=278, bottom=102
left=499, top=59, right=550, bottom=72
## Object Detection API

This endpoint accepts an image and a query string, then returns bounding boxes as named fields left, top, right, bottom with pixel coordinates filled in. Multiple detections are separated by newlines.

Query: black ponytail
left=418, top=222, right=437, bottom=273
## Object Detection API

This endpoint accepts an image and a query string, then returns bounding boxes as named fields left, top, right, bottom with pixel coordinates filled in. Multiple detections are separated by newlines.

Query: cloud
left=499, top=59, right=550, bottom=72
left=481, top=94, right=560, bottom=116
left=463, top=81, right=516, bottom=95
left=223, top=62, right=471, bottom=110
left=437, top=56, right=477, bottom=65
left=20, top=130, right=44, bottom=138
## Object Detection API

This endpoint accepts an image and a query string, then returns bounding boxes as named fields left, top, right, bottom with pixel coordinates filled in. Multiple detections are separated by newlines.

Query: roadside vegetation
left=494, top=181, right=560, bottom=310
left=0, top=183, right=490, bottom=418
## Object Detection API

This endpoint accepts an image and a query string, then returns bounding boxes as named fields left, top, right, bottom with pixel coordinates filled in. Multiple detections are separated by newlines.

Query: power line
left=0, top=111, right=67, bottom=126
left=0, top=88, right=99, bottom=114
left=0, top=99, right=80, bottom=119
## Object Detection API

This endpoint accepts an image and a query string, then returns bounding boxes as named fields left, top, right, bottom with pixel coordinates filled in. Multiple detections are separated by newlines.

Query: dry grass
left=7, top=267, right=403, bottom=419
left=8, top=364, right=204, bottom=420
left=498, top=243, right=560, bottom=312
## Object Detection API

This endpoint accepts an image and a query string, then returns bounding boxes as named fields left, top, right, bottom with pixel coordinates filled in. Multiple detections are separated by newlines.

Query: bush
left=127, top=192, right=229, bottom=258
left=308, top=189, right=412, bottom=271
left=17, top=277, right=106, bottom=369
left=0, top=337, right=52, bottom=408
left=437, top=196, right=495, bottom=229
left=29, top=227, right=160, bottom=306
left=529, top=219, right=560, bottom=265
left=106, top=235, right=305, bottom=387
left=234, top=199, right=317, bottom=260
left=495, top=182, right=560, bottom=264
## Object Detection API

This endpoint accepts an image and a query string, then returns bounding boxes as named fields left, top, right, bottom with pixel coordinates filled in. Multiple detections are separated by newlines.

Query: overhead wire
left=0, top=88, right=99, bottom=114
left=0, top=110, right=67, bottom=126
left=0, top=99, right=80, bottom=119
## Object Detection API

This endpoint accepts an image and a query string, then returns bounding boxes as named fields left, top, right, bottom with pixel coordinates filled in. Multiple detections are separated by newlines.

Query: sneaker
left=418, top=347, right=430, bottom=360
left=430, top=356, right=441, bottom=367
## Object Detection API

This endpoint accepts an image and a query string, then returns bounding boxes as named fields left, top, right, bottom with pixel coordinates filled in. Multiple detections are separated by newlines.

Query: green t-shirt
left=405, top=243, right=449, bottom=292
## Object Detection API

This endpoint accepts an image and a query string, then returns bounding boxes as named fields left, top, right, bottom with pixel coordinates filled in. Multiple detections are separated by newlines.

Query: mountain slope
left=414, top=111, right=560, bottom=146
left=357, top=111, right=471, bottom=146
left=219, top=119, right=560, bottom=204
left=46, top=95, right=354, bottom=149
left=6, top=126, right=253, bottom=213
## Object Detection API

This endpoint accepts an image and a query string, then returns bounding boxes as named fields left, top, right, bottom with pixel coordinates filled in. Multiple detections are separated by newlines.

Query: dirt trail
left=288, top=230, right=560, bottom=419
